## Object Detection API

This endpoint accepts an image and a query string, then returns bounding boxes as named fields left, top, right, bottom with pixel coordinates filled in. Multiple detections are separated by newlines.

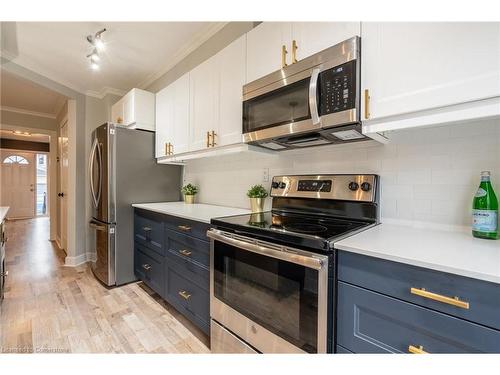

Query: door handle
left=142, top=264, right=152, bottom=271
left=95, top=141, right=103, bottom=206
left=291, top=40, right=298, bottom=64
left=210, top=130, right=217, bottom=147
left=410, top=287, right=470, bottom=309
left=308, top=68, right=321, bottom=125
left=281, top=45, right=288, bottom=68
left=179, top=249, right=192, bottom=257
left=364, top=89, right=371, bottom=120
left=177, top=225, right=192, bottom=232
left=178, top=290, right=191, bottom=300
left=89, top=138, right=99, bottom=208
left=408, top=345, right=428, bottom=354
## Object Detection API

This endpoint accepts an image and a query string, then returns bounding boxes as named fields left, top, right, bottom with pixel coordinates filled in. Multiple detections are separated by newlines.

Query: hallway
left=0, top=217, right=210, bottom=353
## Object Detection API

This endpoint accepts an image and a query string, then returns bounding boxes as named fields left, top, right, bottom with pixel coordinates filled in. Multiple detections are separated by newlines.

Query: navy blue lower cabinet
left=336, top=345, right=354, bottom=354
left=134, top=245, right=164, bottom=297
left=134, top=209, right=210, bottom=336
left=337, top=281, right=500, bottom=353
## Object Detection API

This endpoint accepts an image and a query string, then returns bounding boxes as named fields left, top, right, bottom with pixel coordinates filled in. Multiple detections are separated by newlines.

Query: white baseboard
left=64, top=252, right=96, bottom=267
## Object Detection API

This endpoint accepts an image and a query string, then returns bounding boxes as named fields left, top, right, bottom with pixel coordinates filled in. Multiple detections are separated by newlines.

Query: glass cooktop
left=211, top=211, right=371, bottom=251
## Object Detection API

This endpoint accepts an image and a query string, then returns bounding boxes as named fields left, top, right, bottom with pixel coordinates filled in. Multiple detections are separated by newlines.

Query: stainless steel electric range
left=207, top=174, right=380, bottom=354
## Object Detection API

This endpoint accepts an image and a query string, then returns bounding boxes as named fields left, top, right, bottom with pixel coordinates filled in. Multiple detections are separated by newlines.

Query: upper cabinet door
left=362, top=22, right=500, bottom=121
left=189, top=55, right=219, bottom=152
left=155, top=84, right=174, bottom=158
left=217, top=35, right=246, bottom=147
left=171, top=73, right=190, bottom=155
left=246, top=22, right=292, bottom=83
left=291, top=22, right=360, bottom=61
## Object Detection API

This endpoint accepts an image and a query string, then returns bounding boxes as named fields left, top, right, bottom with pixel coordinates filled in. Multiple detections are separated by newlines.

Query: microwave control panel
left=318, top=60, right=357, bottom=116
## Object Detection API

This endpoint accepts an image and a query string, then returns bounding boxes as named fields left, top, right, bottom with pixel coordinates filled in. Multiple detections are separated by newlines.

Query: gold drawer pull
left=177, top=225, right=192, bottom=231
left=206, top=131, right=211, bottom=148
left=291, top=40, right=298, bottom=64
left=142, top=264, right=152, bottom=271
left=179, top=249, right=192, bottom=257
left=408, top=345, right=428, bottom=354
left=178, top=290, right=191, bottom=300
left=210, top=130, right=217, bottom=147
left=142, top=226, right=152, bottom=232
left=410, top=287, right=470, bottom=309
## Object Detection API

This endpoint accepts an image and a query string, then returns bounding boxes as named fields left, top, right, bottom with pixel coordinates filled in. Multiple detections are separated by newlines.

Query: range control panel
left=318, top=60, right=357, bottom=116
left=270, top=174, right=377, bottom=202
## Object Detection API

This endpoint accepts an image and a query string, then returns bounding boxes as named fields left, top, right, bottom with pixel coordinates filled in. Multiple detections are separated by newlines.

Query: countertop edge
left=132, top=204, right=211, bottom=224
left=335, top=242, right=500, bottom=285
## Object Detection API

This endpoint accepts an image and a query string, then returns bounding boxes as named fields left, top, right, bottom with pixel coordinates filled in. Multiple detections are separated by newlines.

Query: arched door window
left=2, top=155, right=29, bottom=164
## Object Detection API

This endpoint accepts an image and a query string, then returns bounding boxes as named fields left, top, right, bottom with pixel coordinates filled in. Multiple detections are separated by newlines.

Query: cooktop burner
left=282, top=223, right=328, bottom=235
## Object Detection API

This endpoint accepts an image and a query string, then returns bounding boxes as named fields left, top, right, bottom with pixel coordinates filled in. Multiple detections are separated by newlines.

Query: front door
left=0, top=151, right=36, bottom=219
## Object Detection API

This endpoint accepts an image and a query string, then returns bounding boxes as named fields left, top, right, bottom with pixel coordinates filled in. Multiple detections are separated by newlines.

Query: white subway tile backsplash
left=183, top=119, right=500, bottom=228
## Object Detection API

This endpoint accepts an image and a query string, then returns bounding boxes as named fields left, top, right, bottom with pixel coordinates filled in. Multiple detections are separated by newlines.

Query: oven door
left=208, top=229, right=329, bottom=353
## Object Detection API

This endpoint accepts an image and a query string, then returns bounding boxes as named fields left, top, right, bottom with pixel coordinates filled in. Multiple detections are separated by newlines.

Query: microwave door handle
left=89, top=138, right=98, bottom=208
left=309, top=68, right=321, bottom=125
left=207, top=229, right=326, bottom=270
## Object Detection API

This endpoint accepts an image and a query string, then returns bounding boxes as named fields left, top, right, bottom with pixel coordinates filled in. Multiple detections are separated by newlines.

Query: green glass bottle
left=472, top=171, right=498, bottom=239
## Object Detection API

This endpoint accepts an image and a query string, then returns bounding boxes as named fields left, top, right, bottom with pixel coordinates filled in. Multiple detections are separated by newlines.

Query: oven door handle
left=308, top=67, right=321, bottom=125
left=207, top=229, right=326, bottom=270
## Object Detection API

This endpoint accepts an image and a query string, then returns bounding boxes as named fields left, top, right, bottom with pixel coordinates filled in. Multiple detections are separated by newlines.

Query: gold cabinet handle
left=210, top=130, right=217, bottom=147
left=291, top=40, right=298, bottom=64
left=364, top=89, right=370, bottom=119
left=179, top=249, right=192, bottom=257
left=206, top=131, right=211, bottom=148
left=410, top=287, right=470, bottom=309
left=178, top=290, right=191, bottom=300
left=165, top=142, right=169, bottom=156
left=169, top=143, right=173, bottom=155
left=281, top=45, right=288, bottom=68
left=408, top=345, right=428, bottom=354
left=177, top=225, right=192, bottom=232
left=142, top=226, right=152, bottom=232
left=142, top=264, right=152, bottom=271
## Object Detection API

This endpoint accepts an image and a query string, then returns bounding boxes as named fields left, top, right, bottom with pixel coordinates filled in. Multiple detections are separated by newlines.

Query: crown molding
left=0, top=105, right=57, bottom=119
left=85, top=86, right=127, bottom=99
left=137, top=22, right=228, bottom=90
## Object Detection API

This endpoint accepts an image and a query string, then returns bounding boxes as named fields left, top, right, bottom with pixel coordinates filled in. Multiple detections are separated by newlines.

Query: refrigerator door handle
left=95, top=141, right=103, bottom=207
left=89, top=138, right=99, bottom=208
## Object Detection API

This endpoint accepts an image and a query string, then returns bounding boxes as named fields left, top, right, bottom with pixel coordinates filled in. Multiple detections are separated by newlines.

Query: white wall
left=184, top=119, right=500, bottom=229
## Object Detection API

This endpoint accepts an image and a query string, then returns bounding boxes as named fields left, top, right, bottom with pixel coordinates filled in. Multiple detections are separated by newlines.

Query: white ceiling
left=1, top=22, right=226, bottom=97
left=0, top=70, right=67, bottom=117
left=0, top=129, right=51, bottom=143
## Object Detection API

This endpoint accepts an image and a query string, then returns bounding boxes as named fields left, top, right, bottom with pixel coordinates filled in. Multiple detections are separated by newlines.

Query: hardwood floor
left=0, top=217, right=210, bottom=353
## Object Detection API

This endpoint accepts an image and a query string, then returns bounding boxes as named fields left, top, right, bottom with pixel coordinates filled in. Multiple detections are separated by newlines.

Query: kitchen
left=1, top=1, right=500, bottom=373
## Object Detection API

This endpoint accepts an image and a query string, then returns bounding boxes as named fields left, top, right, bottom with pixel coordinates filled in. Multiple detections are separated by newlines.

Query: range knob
left=348, top=182, right=359, bottom=191
left=361, top=182, right=371, bottom=192
left=271, top=181, right=280, bottom=189
left=279, top=182, right=287, bottom=189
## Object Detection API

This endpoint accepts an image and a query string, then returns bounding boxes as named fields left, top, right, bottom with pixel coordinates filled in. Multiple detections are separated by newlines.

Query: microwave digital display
left=297, top=180, right=332, bottom=192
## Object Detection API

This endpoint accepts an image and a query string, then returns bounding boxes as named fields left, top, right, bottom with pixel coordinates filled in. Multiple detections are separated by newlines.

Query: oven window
left=213, top=241, right=319, bottom=353
left=243, top=77, right=311, bottom=133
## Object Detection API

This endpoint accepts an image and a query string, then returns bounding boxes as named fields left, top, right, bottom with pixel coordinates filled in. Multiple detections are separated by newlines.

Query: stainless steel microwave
left=242, top=36, right=366, bottom=150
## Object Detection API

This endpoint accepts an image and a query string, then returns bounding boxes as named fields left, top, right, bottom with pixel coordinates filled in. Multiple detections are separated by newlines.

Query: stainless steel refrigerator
left=88, top=123, right=181, bottom=286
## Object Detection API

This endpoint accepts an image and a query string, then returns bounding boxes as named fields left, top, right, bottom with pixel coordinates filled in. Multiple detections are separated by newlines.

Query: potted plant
left=246, top=184, right=268, bottom=213
left=181, top=183, right=198, bottom=204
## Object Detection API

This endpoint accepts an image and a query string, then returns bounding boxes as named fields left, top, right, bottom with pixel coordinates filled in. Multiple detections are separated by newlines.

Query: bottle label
left=475, top=188, right=487, bottom=197
left=472, top=210, right=498, bottom=233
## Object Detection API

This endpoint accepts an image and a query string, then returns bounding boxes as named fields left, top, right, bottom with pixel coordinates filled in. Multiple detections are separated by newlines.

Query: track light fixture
left=86, top=28, right=106, bottom=70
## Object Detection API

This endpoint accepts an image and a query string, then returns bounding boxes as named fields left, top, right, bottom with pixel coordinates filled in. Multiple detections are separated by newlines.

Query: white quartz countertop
left=0, top=207, right=9, bottom=222
left=131, top=202, right=250, bottom=223
left=335, top=223, right=500, bottom=284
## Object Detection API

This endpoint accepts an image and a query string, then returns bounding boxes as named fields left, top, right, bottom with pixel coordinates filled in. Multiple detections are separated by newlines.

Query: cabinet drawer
left=338, top=251, right=500, bottom=330
left=165, top=265, right=209, bottom=334
left=166, top=229, right=209, bottom=268
left=337, top=282, right=500, bottom=353
left=134, top=246, right=164, bottom=296
left=166, top=247, right=209, bottom=289
left=134, top=210, right=164, bottom=255
left=164, top=215, right=209, bottom=242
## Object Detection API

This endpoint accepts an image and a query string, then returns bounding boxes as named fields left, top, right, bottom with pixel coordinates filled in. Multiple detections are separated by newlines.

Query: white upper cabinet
left=155, top=73, right=190, bottom=158
left=246, top=22, right=361, bottom=83
left=246, top=22, right=292, bottom=83
left=111, top=88, right=155, bottom=131
left=291, top=22, right=360, bottom=61
left=361, top=22, right=500, bottom=131
left=189, top=54, right=220, bottom=152
left=217, top=35, right=246, bottom=147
